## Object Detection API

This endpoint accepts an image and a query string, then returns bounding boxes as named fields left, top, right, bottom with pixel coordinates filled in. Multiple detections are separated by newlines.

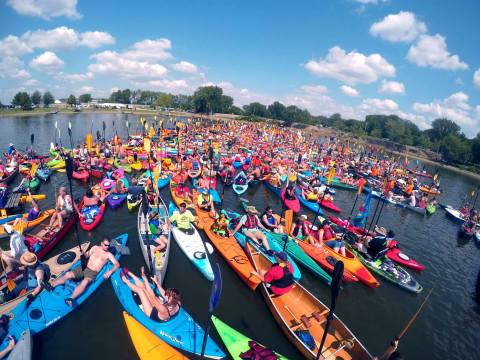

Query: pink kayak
left=280, top=188, right=300, bottom=213
left=328, top=215, right=372, bottom=236
left=72, top=169, right=89, bottom=182
left=319, top=199, right=342, bottom=213
left=387, top=241, right=425, bottom=271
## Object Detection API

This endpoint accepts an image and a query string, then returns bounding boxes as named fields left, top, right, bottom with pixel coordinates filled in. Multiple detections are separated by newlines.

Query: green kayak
left=114, top=158, right=132, bottom=173
left=212, top=316, right=288, bottom=360
left=267, top=232, right=331, bottom=285
left=28, top=177, right=41, bottom=192
left=426, top=204, right=436, bottom=215
left=329, top=178, right=356, bottom=191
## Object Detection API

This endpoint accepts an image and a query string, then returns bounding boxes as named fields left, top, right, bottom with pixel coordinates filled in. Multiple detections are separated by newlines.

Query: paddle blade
left=285, top=209, right=293, bottom=234
left=102, top=121, right=106, bottom=131
left=30, top=163, right=38, bottom=178
left=30, top=133, right=34, bottom=145
left=86, top=133, right=93, bottom=152
left=65, top=155, right=74, bottom=180
left=330, top=261, right=344, bottom=310
left=209, top=263, right=222, bottom=312
left=144, top=137, right=151, bottom=153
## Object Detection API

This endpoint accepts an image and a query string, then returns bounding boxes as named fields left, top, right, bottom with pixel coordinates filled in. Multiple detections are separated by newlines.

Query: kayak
left=295, top=187, right=324, bottom=216
left=328, top=215, right=371, bottom=237
left=0, top=242, right=90, bottom=316
left=295, top=238, right=359, bottom=283
left=224, top=210, right=302, bottom=281
left=266, top=232, right=331, bottom=285
left=188, top=162, right=202, bottom=179
left=138, top=200, right=171, bottom=285
left=47, top=159, right=65, bottom=169
left=122, top=312, right=188, bottom=360
left=100, top=177, right=116, bottom=191
left=348, top=245, right=423, bottom=293
left=444, top=206, right=467, bottom=223
left=72, top=169, right=89, bottom=182
left=157, top=174, right=171, bottom=190
left=192, top=178, right=221, bottom=204
left=114, top=158, right=132, bottom=173
left=426, top=204, right=436, bottom=215
left=459, top=222, right=474, bottom=238
left=0, top=234, right=128, bottom=353
left=169, top=181, right=193, bottom=208
left=475, top=230, right=480, bottom=244
left=387, top=241, right=425, bottom=271
left=212, top=315, right=288, bottom=360
left=127, top=193, right=142, bottom=211
left=106, top=193, right=127, bottom=209
left=36, top=167, right=51, bottom=182
left=1, top=167, right=18, bottom=185
left=280, top=187, right=300, bottom=213
left=193, top=193, right=261, bottom=290
left=420, top=186, right=440, bottom=195
left=79, top=188, right=106, bottom=231
left=0, top=213, right=22, bottom=225
left=244, top=241, right=373, bottom=360
left=111, top=269, right=224, bottom=359
left=232, top=171, right=248, bottom=195
left=28, top=177, right=41, bottom=192
left=7, top=331, right=32, bottom=360
left=168, top=202, right=214, bottom=281
left=0, top=209, right=55, bottom=239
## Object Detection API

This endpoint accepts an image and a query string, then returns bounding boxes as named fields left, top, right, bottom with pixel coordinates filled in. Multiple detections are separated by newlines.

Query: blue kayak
left=145, top=170, right=171, bottom=190
left=192, top=178, right=221, bottom=204
left=224, top=210, right=302, bottom=280
left=233, top=171, right=248, bottom=195
left=106, top=193, right=127, bottom=209
left=110, top=269, right=224, bottom=358
left=0, top=234, right=128, bottom=353
left=295, top=187, right=324, bottom=215
left=36, top=167, right=51, bottom=182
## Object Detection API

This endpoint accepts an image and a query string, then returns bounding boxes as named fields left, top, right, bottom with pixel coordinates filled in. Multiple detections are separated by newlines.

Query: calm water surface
left=0, top=113, right=479, bottom=360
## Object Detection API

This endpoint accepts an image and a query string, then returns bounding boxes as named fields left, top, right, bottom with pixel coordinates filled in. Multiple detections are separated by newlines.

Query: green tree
left=109, top=89, right=132, bottom=104
left=268, top=101, right=286, bottom=120
left=43, top=91, right=54, bottom=107
left=471, top=134, right=480, bottom=164
left=155, top=93, right=173, bottom=108
left=425, top=118, right=461, bottom=142
left=67, top=94, right=77, bottom=107
left=31, top=90, right=42, bottom=106
left=230, top=105, right=243, bottom=115
left=171, top=94, right=193, bottom=110
left=243, top=102, right=268, bottom=117
left=11, top=92, right=32, bottom=110
left=192, top=86, right=229, bottom=113
left=79, top=93, right=92, bottom=103
left=439, top=133, right=471, bottom=163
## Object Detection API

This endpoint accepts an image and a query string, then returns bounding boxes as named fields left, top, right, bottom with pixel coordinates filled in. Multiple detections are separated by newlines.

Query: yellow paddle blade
left=56, top=168, right=66, bottom=173
left=30, top=163, right=38, bottom=178
left=86, top=133, right=93, bottom=152
left=149, top=127, right=155, bottom=138
left=144, top=137, right=151, bottom=152
left=285, top=209, right=293, bottom=234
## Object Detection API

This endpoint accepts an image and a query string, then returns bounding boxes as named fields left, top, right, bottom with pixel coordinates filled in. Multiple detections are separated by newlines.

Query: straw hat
left=20, top=252, right=38, bottom=266
left=246, top=206, right=259, bottom=214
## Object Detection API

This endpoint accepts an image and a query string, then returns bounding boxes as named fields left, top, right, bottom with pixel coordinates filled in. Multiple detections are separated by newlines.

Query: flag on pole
left=327, top=166, right=335, bottom=185
left=357, top=177, right=366, bottom=195
left=353, top=192, right=372, bottom=227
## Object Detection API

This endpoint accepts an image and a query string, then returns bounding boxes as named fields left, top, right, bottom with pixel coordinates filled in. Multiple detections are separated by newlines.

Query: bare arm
left=104, top=252, right=119, bottom=279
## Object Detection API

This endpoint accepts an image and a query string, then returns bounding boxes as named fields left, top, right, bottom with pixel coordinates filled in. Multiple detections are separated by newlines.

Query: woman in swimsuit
left=120, top=267, right=180, bottom=322
left=13, top=190, right=40, bottom=227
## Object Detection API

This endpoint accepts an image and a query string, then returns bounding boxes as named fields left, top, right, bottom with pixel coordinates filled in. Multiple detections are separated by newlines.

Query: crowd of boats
left=0, top=117, right=471, bottom=359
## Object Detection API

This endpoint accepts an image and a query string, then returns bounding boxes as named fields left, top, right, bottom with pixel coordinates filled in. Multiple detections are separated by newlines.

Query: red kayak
left=72, top=169, right=89, bottom=182
left=328, top=215, right=372, bottom=236
left=319, top=199, right=341, bottom=213
left=79, top=201, right=106, bottom=231
left=280, top=188, right=300, bottom=213
left=89, top=167, right=103, bottom=179
left=387, top=241, right=425, bottom=271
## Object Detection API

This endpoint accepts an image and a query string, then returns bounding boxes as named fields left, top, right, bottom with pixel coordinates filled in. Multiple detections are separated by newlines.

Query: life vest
left=243, top=215, right=258, bottom=230
left=322, top=225, right=335, bottom=240
left=269, top=264, right=294, bottom=289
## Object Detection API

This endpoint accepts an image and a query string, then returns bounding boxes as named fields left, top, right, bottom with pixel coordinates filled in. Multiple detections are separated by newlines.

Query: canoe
left=122, top=312, right=188, bottom=360
left=193, top=193, right=261, bottom=290
left=79, top=188, right=106, bottom=231
left=0, top=242, right=90, bottom=316
left=295, top=238, right=359, bottom=283
left=138, top=199, right=171, bottom=285
left=348, top=245, right=423, bottom=293
left=295, top=188, right=324, bottom=216
left=224, top=210, right=302, bottom=281
left=266, top=233, right=331, bottom=285
left=106, top=193, right=127, bottom=209
left=211, top=315, right=288, bottom=360
left=72, top=169, right=89, bottom=182
left=111, top=270, right=224, bottom=359
left=0, top=234, right=128, bottom=353
left=168, top=203, right=214, bottom=281
left=280, top=188, right=300, bottom=214
left=0, top=209, right=55, bottom=239
left=245, top=242, right=373, bottom=360
left=7, top=331, right=32, bottom=360
left=233, top=171, right=248, bottom=195
left=387, top=241, right=425, bottom=271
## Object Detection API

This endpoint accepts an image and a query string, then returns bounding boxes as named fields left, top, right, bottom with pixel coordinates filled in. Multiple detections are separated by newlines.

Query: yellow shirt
left=169, top=210, right=196, bottom=230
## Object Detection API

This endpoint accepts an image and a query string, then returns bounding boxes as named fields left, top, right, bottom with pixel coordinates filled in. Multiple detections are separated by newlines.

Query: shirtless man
left=51, top=237, right=119, bottom=306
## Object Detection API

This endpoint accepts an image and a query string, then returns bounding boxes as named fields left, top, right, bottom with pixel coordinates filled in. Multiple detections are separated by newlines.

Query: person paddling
left=253, top=251, right=294, bottom=296
left=231, top=206, right=272, bottom=254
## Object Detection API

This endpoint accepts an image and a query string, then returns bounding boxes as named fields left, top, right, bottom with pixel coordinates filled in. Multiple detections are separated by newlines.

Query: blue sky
left=1, top=0, right=479, bottom=136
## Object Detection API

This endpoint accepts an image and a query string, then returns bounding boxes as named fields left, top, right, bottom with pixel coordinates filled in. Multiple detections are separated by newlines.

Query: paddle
left=315, top=260, right=344, bottom=360
left=141, top=192, right=154, bottom=274
left=67, top=121, right=74, bottom=150
left=65, top=155, right=86, bottom=269
left=102, top=121, right=106, bottom=144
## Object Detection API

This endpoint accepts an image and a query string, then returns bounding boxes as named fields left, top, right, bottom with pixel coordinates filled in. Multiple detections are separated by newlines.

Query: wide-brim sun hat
left=20, top=251, right=38, bottom=266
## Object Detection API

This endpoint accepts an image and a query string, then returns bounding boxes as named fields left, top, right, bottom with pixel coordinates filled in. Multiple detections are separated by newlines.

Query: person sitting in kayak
left=197, top=176, right=210, bottom=190
left=301, top=187, right=319, bottom=202
left=253, top=251, right=294, bottom=296
left=319, top=220, right=346, bottom=256
left=127, top=178, right=144, bottom=198
left=169, top=202, right=198, bottom=233
left=148, top=211, right=169, bottom=253
left=12, top=189, right=41, bottom=227
left=1, top=224, right=28, bottom=272
left=365, top=230, right=395, bottom=260
left=120, top=267, right=180, bottom=322
left=110, top=179, right=127, bottom=195
left=197, top=191, right=215, bottom=216
left=290, top=215, right=316, bottom=245
left=231, top=206, right=272, bottom=254
left=48, top=187, right=75, bottom=230
left=417, top=195, right=427, bottom=209
left=79, top=188, right=102, bottom=222
left=7, top=143, right=16, bottom=155
left=211, top=213, right=229, bottom=237
left=284, top=185, right=296, bottom=200
left=52, top=237, right=119, bottom=307
left=261, top=207, right=284, bottom=233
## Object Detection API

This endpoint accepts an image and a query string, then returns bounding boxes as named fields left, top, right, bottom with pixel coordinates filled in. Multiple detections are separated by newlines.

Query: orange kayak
left=169, top=181, right=193, bottom=208
left=420, top=186, right=441, bottom=195
left=193, top=192, right=261, bottom=290
left=0, top=209, right=55, bottom=238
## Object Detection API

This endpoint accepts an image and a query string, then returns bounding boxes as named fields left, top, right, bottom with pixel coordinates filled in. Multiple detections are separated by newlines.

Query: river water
left=0, top=113, right=479, bottom=360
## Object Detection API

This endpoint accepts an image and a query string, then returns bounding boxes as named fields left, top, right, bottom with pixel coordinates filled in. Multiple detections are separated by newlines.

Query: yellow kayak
left=0, top=209, right=55, bottom=238
left=19, top=194, right=46, bottom=204
left=50, top=160, right=65, bottom=169
left=131, top=161, right=142, bottom=171
left=122, top=312, right=189, bottom=360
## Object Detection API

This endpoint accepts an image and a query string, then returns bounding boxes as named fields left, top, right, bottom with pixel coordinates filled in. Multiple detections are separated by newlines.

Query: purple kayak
left=106, top=193, right=127, bottom=209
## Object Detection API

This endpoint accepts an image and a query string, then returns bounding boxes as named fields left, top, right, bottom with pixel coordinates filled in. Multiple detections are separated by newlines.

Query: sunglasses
left=102, top=242, right=110, bottom=247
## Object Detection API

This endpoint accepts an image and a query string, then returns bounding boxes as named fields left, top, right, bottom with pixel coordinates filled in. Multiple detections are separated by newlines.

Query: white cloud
left=172, top=61, right=198, bottom=74
left=360, top=98, right=399, bottom=113
left=7, top=0, right=82, bottom=20
left=79, top=31, right=115, bottom=49
left=413, top=92, right=477, bottom=135
left=29, top=51, right=64, bottom=73
left=0, top=56, right=31, bottom=79
left=123, top=39, right=172, bottom=62
left=89, top=50, right=168, bottom=80
left=300, top=85, right=328, bottom=95
left=77, top=86, right=94, bottom=94
left=474, top=69, right=480, bottom=87
left=305, top=46, right=395, bottom=85
left=23, top=79, right=38, bottom=87
left=353, top=0, right=386, bottom=4
left=370, top=11, right=427, bottom=43
left=379, top=80, right=405, bottom=94
left=0, top=35, right=32, bottom=57
left=57, top=71, right=94, bottom=82
left=132, top=79, right=189, bottom=92
left=340, top=85, right=359, bottom=97
left=407, top=34, right=468, bottom=70
left=22, top=27, right=79, bottom=50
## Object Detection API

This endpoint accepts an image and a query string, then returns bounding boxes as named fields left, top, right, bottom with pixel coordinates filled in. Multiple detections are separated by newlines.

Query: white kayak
left=168, top=203, right=214, bottom=281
